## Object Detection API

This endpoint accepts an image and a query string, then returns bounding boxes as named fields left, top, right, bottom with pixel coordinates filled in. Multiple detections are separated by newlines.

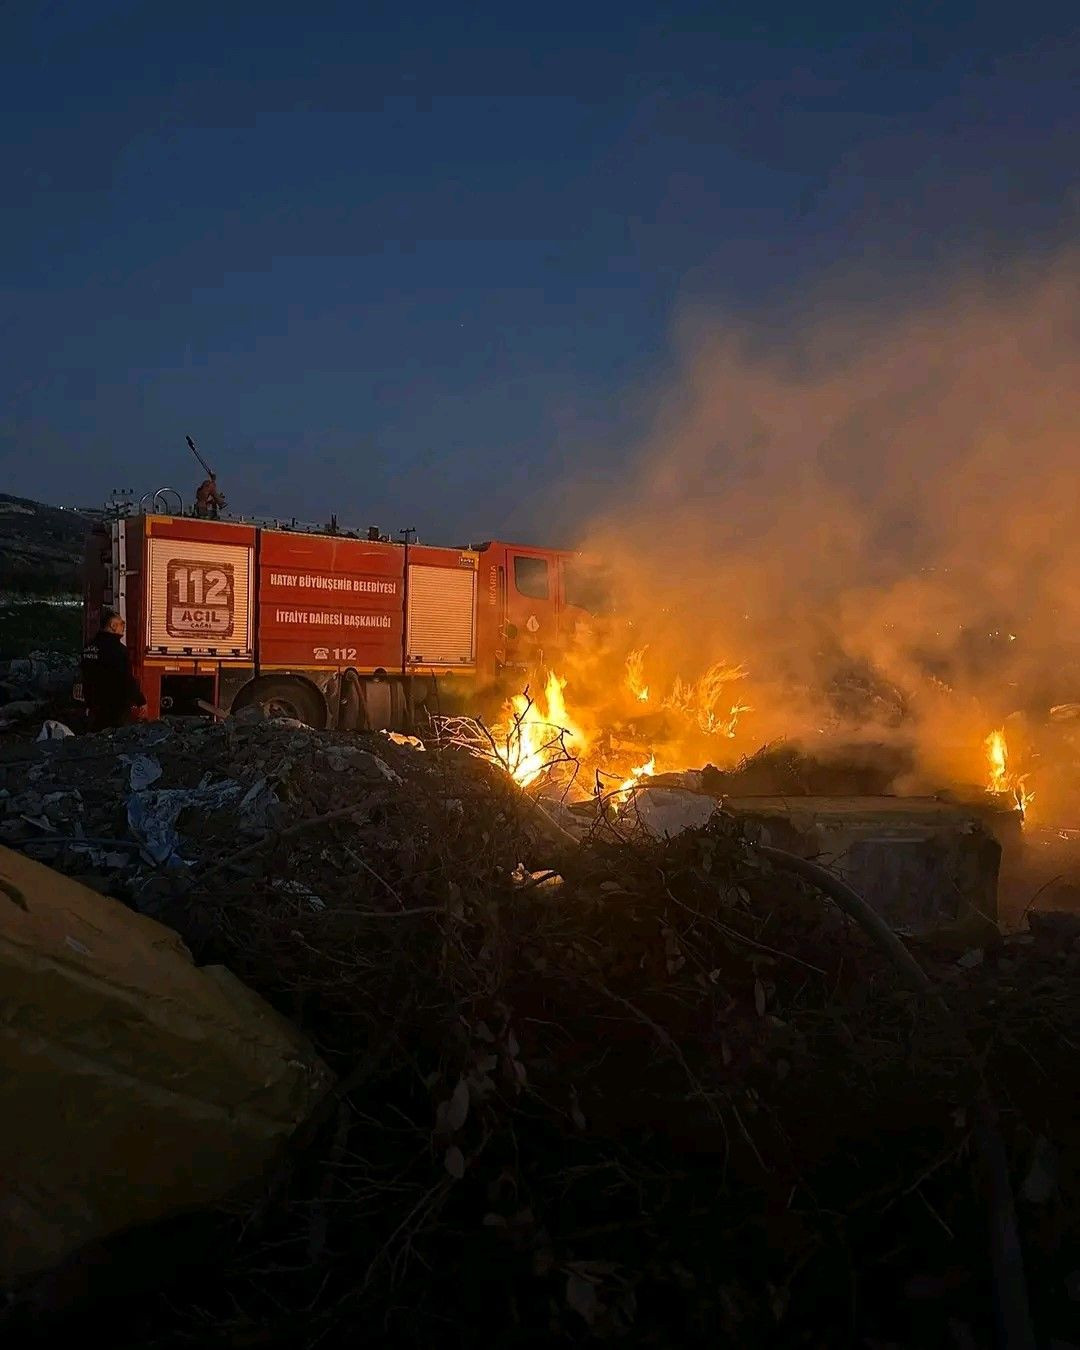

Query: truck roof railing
left=140, top=488, right=185, bottom=516
left=110, top=488, right=399, bottom=541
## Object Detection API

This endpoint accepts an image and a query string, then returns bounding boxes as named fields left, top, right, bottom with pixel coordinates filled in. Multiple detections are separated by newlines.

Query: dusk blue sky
left=2, top=2, right=1077, bottom=544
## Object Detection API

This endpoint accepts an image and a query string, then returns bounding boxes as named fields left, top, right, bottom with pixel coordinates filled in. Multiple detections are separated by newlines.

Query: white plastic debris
left=630, top=788, right=716, bottom=838
left=511, top=863, right=564, bottom=892
left=382, top=731, right=425, bottom=751
left=126, top=781, right=241, bottom=867
left=36, top=720, right=75, bottom=741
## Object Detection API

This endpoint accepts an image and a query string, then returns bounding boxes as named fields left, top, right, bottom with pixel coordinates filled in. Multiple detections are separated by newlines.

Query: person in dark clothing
left=81, top=610, right=146, bottom=731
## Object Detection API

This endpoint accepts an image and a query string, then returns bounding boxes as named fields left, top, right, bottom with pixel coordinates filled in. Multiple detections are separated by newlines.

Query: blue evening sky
left=1, top=1, right=1077, bottom=542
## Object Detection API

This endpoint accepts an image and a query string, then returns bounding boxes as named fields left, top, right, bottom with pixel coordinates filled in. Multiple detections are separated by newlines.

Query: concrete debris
left=726, top=795, right=1002, bottom=932
left=0, top=717, right=458, bottom=912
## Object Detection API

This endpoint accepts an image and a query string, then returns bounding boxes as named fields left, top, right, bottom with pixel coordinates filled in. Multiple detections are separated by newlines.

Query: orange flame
left=626, top=647, right=650, bottom=703
left=612, top=755, right=656, bottom=813
left=984, top=727, right=1032, bottom=815
left=663, top=662, right=750, bottom=738
left=493, top=672, right=587, bottom=787
left=985, top=729, right=1008, bottom=794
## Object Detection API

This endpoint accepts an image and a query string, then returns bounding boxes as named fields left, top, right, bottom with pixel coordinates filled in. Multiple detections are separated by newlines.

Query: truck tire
left=238, top=676, right=327, bottom=729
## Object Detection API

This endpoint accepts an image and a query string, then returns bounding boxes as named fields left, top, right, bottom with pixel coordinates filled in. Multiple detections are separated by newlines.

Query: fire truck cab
left=82, top=500, right=604, bottom=730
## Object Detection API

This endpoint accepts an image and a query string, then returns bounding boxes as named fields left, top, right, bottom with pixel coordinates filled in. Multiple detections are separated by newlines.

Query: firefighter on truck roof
left=195, top=472, right=226, bottom=519
left=81, top=609, right=146, bottom=732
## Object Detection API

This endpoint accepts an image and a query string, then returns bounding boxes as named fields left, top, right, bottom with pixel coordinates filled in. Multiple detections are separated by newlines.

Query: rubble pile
left=0, top=650, right=77, bottom=732
left=1, top=717, right=1078, bottom=1348
left=693, top=739, right=916, bottom=797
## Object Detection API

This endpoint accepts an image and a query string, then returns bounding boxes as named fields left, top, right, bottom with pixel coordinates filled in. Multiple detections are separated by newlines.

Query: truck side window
left=513, top=555, right=549, bottom=600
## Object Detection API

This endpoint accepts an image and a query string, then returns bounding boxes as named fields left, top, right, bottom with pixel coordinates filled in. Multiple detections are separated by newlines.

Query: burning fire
left=985, top=729, right=1008, bottom=794
left=626, top=647, right=650, bottom=703
left=612, top=754, right=656, bottom=811
left=492, top=672, right=588, bottom=787
left=626, top=649, right=752, bottom=738
left=984, top=727, right=1032, bottom=814
left=663, top=662, right=751, bottom=739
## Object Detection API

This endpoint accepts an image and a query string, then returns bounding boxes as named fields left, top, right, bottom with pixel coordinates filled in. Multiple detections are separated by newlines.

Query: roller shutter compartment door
left=146, top=537, right=254, bottom=657
left=407, top=565, right=476, bottom=665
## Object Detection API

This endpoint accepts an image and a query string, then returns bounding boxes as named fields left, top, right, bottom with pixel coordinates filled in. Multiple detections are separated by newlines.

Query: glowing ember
left=493, top=671, right=587, bottom=787
left=626, top=647, right=650, bottom=703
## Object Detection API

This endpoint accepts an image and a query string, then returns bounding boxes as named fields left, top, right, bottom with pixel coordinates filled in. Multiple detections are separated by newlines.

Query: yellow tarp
left=0, top=845, right=333, bottom=1285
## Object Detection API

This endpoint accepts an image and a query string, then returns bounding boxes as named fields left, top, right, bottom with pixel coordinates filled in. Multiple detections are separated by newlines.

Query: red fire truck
left=82, top=498, right=606, bottom=729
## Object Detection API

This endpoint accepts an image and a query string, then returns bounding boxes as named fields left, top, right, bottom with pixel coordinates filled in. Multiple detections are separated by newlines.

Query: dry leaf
left=754, top=978, right=767, bottom=1016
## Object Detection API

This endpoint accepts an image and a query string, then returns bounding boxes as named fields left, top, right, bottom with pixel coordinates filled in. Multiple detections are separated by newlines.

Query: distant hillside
left=0, top=494, right=95, bottom=596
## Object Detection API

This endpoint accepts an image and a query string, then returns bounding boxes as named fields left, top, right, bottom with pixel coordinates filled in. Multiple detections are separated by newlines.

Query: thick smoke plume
left=571, top=250, right=1080, bottom=808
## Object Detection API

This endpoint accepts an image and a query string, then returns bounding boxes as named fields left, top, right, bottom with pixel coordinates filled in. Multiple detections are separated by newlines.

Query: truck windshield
left=563, top=562, right=613, bottom=615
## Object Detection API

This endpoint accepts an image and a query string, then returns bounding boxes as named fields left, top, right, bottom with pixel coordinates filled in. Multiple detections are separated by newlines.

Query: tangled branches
left=4, top=719, right=1077, bottom=1348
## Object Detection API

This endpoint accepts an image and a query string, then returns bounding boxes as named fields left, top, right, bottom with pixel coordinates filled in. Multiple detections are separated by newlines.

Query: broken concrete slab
left=726, top=796, right=1001, bottom=931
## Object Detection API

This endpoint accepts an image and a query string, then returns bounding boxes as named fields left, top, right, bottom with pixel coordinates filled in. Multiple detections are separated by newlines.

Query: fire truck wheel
left=241, top=677, right=327, bottom=729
